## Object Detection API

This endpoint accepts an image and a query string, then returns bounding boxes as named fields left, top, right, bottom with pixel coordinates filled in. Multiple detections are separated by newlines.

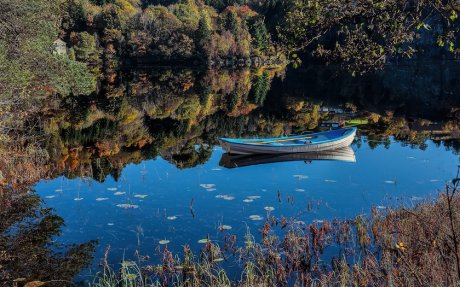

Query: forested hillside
left=1, top=0, right=459, bottom=99
left=61, top=0, right=285, bottom=71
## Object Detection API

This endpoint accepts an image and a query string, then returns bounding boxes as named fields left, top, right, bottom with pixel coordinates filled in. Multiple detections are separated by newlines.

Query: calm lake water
left=11, top=62, right=457, bottom=281
left=34, top=137, right=459, bottom=280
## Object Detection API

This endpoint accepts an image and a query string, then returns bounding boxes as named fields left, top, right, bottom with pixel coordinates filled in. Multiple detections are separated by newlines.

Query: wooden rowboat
left=219, top=127, right=357, bottom=155
left=219, top=147, right=356, bottom=168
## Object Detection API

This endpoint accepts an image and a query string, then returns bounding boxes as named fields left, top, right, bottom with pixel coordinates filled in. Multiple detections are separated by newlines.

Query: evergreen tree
left=252, top=18, right=269, bottom=50
left=225, top=10, right=238, bottom=35
left=251, top=71, right=271, bottom=105
left=196, top=14, right=212, bottom=41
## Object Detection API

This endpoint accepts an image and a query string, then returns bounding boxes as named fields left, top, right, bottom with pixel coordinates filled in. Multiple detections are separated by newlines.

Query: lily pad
left=200, top=184, right=216, bottom=189
left=249, top=215, right=263, bottom=221
left=116, top=204, right=139, bottom=209
left=264, top=206, right=275, bottom=212
left=219, top=225, right=232, bottom=230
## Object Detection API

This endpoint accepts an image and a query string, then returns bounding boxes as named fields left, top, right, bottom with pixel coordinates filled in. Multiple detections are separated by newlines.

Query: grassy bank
left=88, top=173, right=460, bottom=287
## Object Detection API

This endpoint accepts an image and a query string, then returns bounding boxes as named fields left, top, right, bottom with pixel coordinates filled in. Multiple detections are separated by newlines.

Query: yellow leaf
left=24, top=281, right=46, bottom=287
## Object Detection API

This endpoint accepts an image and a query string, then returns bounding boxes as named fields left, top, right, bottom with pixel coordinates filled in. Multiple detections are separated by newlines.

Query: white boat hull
left=219, top=128, right=357, bottom=155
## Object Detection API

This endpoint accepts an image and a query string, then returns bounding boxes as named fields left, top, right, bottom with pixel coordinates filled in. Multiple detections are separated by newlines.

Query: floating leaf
left=249, top=215, right=263, bottom=221
left=116, top=204, right=139, bottom=209
left=198, top=238, right=211, bottom=244
left=264, top=206, right=275, bottom=212
left=159, top=240, right=170, bottom=245
left=293, top=174, right=309, bottom=180
left=219, top=225, right=232, bottom=230
left=200, top=184, right=216, bottom=189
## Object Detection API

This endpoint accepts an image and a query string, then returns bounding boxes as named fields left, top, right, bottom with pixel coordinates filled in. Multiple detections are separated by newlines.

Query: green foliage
left=73, top=32, right=99, bottom=62
left=224, top=10, right=238, bottom=35
left=278, top=0, right=460, bottom=72
left=251, top=71, right=270, bottom=105
left=251, top=18, right=269, bottom=51
left=170, top=0, right=200, bottom=29
left=226, top=91, right=239, bottom=111
left=0, top=0, right=96, bottom=99
left=196, top=14, right=212, bottom=41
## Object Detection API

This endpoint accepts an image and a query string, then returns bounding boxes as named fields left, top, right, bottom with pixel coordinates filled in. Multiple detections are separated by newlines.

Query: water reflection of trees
left=0, top=67, right=459, bottom=192
left=0, top=192, right=96, bottom=285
